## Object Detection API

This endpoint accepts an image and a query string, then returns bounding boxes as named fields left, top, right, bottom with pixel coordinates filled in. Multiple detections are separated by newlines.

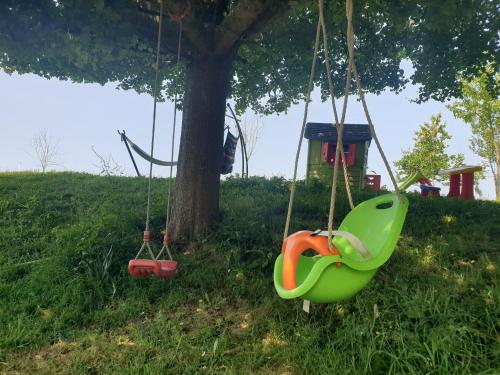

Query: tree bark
left=170, top=55, right=233, bottom=241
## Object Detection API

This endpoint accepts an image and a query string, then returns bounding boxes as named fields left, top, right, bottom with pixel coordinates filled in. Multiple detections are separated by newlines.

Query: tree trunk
left=170, top=55, right=233, bottom=241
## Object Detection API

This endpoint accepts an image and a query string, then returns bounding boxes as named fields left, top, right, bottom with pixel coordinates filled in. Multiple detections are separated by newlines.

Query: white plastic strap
left=316, top=230, right=372, bottom=259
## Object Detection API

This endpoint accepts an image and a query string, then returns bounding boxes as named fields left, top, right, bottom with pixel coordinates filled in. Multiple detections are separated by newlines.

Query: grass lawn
left=0, top=172, right=499, bottom=374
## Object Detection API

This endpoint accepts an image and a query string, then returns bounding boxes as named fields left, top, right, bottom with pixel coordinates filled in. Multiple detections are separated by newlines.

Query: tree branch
left=214, top=0, right=290, bottom=55
left=103, top=1, right=188, bottom=59
left=136, top=0, right=212, bottom=56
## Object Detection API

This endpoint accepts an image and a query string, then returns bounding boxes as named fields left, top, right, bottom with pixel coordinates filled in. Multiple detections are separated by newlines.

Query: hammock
left=118, top=130, right=178, bottom=167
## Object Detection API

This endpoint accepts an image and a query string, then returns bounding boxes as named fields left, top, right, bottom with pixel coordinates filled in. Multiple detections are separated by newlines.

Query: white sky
left=0, top=66, right=495, bottom=200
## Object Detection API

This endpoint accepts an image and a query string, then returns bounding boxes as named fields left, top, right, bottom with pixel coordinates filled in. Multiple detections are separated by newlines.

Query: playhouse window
left=321, top=142, right=356, bottom=166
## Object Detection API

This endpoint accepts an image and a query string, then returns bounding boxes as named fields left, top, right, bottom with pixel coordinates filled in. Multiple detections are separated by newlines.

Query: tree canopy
left=1, top=0, right=498, bottom=239
left=1, top=0, right=497, bottom=113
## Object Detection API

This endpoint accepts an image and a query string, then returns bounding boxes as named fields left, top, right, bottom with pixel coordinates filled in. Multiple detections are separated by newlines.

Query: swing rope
left=156, top=19, right=183, bottom=261
left=284, top=0, right=353, bottom=241
left=327, top=0, right=403, bottom=247
left=345, top=0, right=403, bottom=202
left=326, top=0, right=355, bottom=247
left=318, top=0, right=354, bottom=211
left=135, top=0, right=187, bottom=261
left=135, top=0, right=165, bottom=261
left=144, top=0, right=165, bottom=235
left=283, top=15, right=322, bottom=241
left=350, top=57, right=403, bottom=202
left=284, top=0, right=402, bottom=246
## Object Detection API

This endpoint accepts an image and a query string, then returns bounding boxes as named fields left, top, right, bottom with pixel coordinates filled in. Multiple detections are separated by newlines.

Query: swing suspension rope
left=325, top=0, right=356, bottom=248
left=319, top=0, right=354, bottom=211
left=156, top=19, right=183, bottom=261
left=136, top=0, right=185, bottom=261
left=283, top=17, right=321, bottom=241
left=284, top=0, right=403, bottom=247
left=345, top=0, right=402, bottom=202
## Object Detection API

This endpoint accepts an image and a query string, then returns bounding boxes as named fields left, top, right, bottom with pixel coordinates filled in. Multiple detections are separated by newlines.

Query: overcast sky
left=0, top=64, right=495, bottom=200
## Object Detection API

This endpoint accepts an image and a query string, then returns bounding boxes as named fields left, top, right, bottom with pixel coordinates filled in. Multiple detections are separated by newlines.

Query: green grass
left=0, top=172, right=499, bottom=374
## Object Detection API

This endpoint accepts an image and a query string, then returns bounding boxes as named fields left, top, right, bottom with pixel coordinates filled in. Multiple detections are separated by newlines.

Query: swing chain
left=155, top=232, right=174, bottom=261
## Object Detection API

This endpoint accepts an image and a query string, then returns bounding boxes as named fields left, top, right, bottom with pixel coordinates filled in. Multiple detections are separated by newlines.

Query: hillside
left=0, top=172, right=499, bottom=374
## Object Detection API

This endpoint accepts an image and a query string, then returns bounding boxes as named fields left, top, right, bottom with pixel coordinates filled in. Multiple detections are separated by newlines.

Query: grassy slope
left=0, top=172, right=498, bottom=375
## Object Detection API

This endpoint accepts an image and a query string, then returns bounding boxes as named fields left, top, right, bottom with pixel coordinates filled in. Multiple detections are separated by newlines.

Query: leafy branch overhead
left=0, top=0, right=497, bottom=112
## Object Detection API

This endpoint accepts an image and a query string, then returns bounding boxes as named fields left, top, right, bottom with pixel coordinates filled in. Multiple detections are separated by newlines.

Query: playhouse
left=305, top=122, right=379, bottom=190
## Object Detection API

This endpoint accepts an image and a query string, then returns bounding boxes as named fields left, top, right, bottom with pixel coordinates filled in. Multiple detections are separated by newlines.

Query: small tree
left=32, top=129, right=59, bottom=173
left=241, top=114, right=264, bottom=161
left=91, top=146, right=125, bottom=176
left=447, top=64, right=500, bottom=200
left=395, top=114, right=464, bottom=182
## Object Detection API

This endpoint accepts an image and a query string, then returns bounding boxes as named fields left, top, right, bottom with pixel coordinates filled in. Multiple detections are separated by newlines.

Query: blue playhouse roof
left=304, top=123, right=372, bottom=143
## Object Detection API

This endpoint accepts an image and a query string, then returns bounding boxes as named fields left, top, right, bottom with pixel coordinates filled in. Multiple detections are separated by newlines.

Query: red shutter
left=322, top=142, right=356, bottom=166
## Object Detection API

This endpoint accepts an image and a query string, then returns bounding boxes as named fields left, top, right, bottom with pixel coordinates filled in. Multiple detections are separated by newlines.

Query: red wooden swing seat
left=128, top=259, right=177, bottom=278
left=128, top=232, right=177, bottom=278
left=126, top=0, right=184, bottom=282
left=128, top=259, right=158, bottom=277
left=156, top=260, right=178, bottom=278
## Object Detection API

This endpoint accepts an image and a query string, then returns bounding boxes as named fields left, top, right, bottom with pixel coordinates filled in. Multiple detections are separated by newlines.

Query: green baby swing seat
left=274, top=193, right=409, bottom=303
left=274, top=0, right=417, bottom=305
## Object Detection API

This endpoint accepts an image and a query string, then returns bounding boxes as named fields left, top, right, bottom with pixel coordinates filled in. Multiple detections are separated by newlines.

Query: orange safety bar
left=281, top=231, right=340, bottom=290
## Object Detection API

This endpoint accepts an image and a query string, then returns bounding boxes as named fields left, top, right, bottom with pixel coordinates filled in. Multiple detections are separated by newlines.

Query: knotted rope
left=284, top=0, right=403, bottom=247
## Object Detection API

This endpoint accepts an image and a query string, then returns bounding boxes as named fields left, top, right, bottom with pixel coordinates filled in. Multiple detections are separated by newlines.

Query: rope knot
left=168, top=1, right=190, bottom=23
left=162, top=233, right=170, bottom=246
